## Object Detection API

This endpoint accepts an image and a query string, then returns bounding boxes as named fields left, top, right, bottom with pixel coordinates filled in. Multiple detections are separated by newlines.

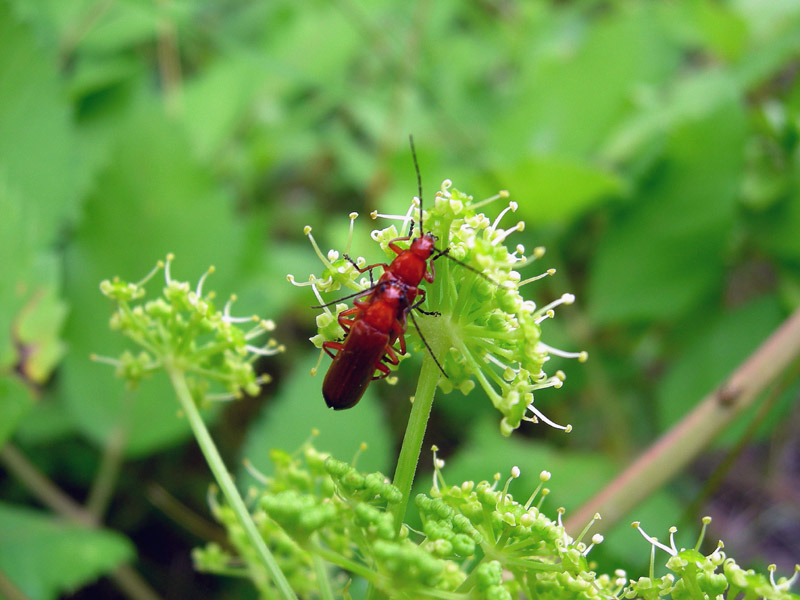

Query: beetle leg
left=372, top=361, right=392, bottom=380
left=388, top=236, right=412, bottom=256
left=322, top=340, right=345, bottom=359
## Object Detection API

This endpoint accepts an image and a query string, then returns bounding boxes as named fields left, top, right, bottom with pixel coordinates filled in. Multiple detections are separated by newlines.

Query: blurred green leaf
left=0, top=3, right=84, bottom=238
left=181, top=53, right=263, bottom=161
left=0, top=502, right=134, bottom=600
left=0, top=376, right=35, bottom=447
left=495, top=155, right=626, bottom=224
left=588, top=77, right=746, bottom=324
left=61, top=102, right=246, bottom=457
left=493, top=4, right=681, bottom=160
left=239, top=352, right=391, bottom=486
left=0, top=6, right=77, bottom=383
left=658, top=1, right=747, bottom=62
left=14, top=285, right=68, bottom=385
left=732, top=0, right=800, bottom=41
left=14, top=398, right=76, bottom=445
left=754, top=191, right=800, bottom=263
left=76, top=2, right=160, bottom=54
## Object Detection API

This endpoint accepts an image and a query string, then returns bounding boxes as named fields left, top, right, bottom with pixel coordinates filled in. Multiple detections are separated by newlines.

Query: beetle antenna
left=432, top=247, right=497, bottom=285
left=409, top=134, right=423, bottom=235
left=311, top=284, right=376, bottom=308
left=407, top=307, right=448, bottom=378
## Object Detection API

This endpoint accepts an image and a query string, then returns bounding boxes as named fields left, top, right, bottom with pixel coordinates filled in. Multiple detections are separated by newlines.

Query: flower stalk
left=167, top=364, right=298, bottom=600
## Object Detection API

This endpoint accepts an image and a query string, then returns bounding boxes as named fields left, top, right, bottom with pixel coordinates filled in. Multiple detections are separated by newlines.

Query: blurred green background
left=2, top=0, right=800, bottom=598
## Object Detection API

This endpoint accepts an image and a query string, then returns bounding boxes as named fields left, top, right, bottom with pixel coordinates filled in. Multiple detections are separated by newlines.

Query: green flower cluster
left=193, top=441, right=618, bottom=599
left=195, top=439, right=800, bottom=600
left=97, top=255, right=281, bottom=402
left=629, top=520, right=800, bottom=600
left=291, top=182, right=586, bottom=435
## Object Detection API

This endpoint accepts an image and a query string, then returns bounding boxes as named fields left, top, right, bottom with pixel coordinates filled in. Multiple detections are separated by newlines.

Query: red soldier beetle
left=317, top=136, right=490, bottom=410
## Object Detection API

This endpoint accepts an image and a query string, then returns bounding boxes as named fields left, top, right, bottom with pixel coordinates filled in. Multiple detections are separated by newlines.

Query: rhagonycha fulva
left=316, top=136, right=490, bottom=410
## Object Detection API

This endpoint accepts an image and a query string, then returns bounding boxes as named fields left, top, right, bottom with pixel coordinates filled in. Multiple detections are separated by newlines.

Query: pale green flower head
left=96, top=255, right=282, bottom=402
left=291, top=181, right=586, bottom=435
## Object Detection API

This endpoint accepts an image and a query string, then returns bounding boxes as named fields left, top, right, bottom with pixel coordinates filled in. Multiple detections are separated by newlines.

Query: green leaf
left=0, top=3, right=84, bottom=240
left=493, top=4, right=681, bottom=159
left=14, top=398, right=76, bottom=445
left=60, top=102, right=246, bottom=457
left=494, top=155, right=626, bottom=224
left=588, top=75, right=746, bottom=323
left=0, top=376, right=35, bottom=447
left=754, top=191, right=800, bottom=263
left=0, top=502, right=134, bottom=600
left=0, top=6, right=76, bottom=381
left=239, top=352, right=392, bottom=485
left=181, top=53, right=263, bottom=161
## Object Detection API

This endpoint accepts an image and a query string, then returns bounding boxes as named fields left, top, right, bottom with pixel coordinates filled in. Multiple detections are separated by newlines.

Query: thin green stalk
left=390, top=348, right=442, bottom=528
left=312, top=555, right=334, bottom=600
left=364, top=322, right=445, bottom=600
left=165, top=363, right=298, bottom=600
left=87, top=391, right=132, bottom=520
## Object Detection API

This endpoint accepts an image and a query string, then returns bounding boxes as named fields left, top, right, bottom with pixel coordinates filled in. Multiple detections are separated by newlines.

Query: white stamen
left=304, top=227, right=333, bottom=267
left=485, top=353, right=511, bottom=371
left=469, top=189, right=509, bottom=211
left=632, top=522, right=677, bottom=556
left=534, top=293, right=575, bottom=318
left=491, top=221, right=525, bottom=246
left=242, top=458, right=270, bottom=485
left=668, top=526, right=678, bottom=555
left=490, top=202, right=519, bottom=232
left=519, top=268, right=556, bottom=287
left=196, top=266, right=215, bottom=298
left=345, top=212, right=358, bottom=254
left=525, top=402, right=571, bottom=432
left=245, top=344, right=283, bottom=356
left=90, top=354, right=122, bottom=367
left=223, top=296, right=236, bottom=319
left=537, top=342, right=588, bottom=362
left=164, top=253, right=175, bottom=284
left=136, top=260, right=165, bottom=288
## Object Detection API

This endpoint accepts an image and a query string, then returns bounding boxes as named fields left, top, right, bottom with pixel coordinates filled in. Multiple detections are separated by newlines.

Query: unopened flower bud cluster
left=194, top=443, right=620, bottom=599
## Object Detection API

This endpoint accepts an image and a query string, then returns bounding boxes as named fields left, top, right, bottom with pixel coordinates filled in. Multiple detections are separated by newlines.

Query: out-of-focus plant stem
left=565, top=307, right=800, bottom=534
left=0, top=444, right=162, bottom=600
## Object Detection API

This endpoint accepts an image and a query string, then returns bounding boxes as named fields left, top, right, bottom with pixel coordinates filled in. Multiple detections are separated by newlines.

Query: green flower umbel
left=96, top=254, right=282, bottom=402
left=291, top=181, right=586, bottom=436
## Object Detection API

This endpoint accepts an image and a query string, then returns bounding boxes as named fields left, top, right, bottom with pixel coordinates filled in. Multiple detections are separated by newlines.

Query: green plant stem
left=87, top=391, right=132, bottom=520
left=165, top=363, right=298, bottom=600
left=390, top=350, right=442, bottom=528
left=565, top=306, right=800, bottom=534
left=312, top=555, right=334, bottom=600
left=364, top=328, right=444, bottom=600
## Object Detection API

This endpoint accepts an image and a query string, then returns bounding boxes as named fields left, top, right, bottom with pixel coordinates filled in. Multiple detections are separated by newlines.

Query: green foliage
left=2, top=0, right=800, bottom=597
left=0, top=502, right=134, bottom=600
